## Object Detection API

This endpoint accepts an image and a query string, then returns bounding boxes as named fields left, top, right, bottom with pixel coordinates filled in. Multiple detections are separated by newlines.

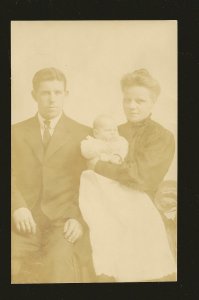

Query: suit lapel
left=44, top=114, right=72, bottom=161
left=24, top=116, right=44, bottom=163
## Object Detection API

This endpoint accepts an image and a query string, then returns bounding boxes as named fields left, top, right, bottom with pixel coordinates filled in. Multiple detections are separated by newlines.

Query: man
left=11, top=67, right=95, bottom=283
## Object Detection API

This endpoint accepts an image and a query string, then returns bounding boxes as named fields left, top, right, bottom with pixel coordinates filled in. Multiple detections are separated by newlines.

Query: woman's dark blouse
left=95, top=116, right=175, bottom=198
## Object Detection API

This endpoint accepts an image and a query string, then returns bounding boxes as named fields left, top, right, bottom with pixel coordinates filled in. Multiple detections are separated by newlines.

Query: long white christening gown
left=79, top=170, right=176, bottom=282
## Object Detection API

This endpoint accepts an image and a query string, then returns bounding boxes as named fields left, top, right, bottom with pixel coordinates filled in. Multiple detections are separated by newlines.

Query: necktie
left=43, top=119, right=51, bottom=149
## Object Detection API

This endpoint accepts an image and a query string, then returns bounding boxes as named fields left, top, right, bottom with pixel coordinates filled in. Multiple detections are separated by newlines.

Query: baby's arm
left=81, top=137, right=100, bottom=160
left=109, top=153, right=123, bottom=164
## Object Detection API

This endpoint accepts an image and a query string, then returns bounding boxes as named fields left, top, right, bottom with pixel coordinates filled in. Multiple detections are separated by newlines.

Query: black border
left=1, top=0, right=199, bottom=299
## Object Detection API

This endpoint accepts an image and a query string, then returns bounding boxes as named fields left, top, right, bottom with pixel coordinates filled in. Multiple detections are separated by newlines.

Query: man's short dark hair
left=121, top=69, right=161, bottom=100
left=32, top=67, right=67, bottom=91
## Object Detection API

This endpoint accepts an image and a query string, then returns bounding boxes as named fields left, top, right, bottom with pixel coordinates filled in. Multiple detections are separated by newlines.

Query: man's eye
left=136, top=99, right=145, bottom=104
left=55, top=91, right=62, bottom=95
left=41, top=91, right=50, bottom=96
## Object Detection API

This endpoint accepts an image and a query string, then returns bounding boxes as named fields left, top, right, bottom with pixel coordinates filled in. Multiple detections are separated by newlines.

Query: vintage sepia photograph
left=11, top=20, right=177, bottom=283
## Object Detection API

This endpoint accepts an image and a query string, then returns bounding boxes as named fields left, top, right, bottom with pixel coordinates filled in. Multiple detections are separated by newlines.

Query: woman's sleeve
left=95, top=128, right=175, bottom=193
left=115, top=137, right=129, bottom=160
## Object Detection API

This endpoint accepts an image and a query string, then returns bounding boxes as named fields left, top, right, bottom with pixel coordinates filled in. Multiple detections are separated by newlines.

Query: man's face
left=32, top=80, right=67, bottom=119
left=123, top=86, right=155, bottom=122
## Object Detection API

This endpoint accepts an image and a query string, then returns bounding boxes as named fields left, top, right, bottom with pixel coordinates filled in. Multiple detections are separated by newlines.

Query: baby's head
left=93, top=114, right=119, bottom=141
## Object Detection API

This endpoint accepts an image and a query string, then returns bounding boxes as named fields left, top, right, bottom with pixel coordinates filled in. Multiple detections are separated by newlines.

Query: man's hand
left=13, top=207, right=36, bottom=234
left=63, top=219, right=83, bottom=243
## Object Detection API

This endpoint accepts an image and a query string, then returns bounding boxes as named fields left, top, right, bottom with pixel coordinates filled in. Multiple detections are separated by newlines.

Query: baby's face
left=94, top=119, right=119, bottom=141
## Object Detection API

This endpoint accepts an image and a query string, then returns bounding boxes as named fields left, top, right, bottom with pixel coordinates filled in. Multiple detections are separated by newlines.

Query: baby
left=81, top=114, right=128, bottom=165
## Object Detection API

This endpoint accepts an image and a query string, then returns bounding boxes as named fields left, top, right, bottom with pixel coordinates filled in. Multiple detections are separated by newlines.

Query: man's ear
left=31, top=90, right=37, bottom=102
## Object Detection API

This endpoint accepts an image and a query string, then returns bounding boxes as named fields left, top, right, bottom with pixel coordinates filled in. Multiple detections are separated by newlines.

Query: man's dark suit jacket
left=12, top=113, right=92, bottom=264
left=12, top=113, right=91, bottom=219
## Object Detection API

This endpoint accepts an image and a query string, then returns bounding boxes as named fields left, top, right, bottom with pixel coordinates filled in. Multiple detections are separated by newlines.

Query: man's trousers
left=12, top=206, right=88, bottom=283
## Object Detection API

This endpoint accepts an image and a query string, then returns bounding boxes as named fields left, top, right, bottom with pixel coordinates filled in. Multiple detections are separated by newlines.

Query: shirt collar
left=128, top=114, right=152, bottom=129
left=37, top=112, right=62, bottom=129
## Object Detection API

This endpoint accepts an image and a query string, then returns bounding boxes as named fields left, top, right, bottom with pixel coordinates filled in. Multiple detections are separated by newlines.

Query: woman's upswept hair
left=121, top=69, right=161, bottom=100
left=32, top=67, right=67, bottom=91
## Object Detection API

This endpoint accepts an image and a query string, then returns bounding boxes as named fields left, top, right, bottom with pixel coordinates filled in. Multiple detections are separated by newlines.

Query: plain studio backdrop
left=11, top=20, right=177, bottom=180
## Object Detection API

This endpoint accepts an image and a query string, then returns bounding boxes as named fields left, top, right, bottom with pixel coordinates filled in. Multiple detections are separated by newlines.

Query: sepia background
left=11, top=20, right=177, bottom=180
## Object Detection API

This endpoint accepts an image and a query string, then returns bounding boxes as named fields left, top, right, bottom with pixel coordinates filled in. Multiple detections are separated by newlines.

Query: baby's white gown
left=79, top=170, right=176, bottom=282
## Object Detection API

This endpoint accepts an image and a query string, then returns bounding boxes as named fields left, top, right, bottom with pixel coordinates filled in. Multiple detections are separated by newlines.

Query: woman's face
left=122, top=85, right=155, bottom=122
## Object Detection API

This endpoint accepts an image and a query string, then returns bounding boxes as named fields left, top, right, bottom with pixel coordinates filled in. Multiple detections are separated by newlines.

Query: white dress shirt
left=37, top=112, right=62, bottom=140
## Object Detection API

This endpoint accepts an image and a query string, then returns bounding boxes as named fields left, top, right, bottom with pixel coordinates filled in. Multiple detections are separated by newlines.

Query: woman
left=79, top=69, right=177, bottom=282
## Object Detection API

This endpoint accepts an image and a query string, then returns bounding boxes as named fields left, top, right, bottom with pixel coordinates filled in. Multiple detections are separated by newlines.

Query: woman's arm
left=113, top=136, right=129, bottom=160
left=94, top=128, right=175, bottom=195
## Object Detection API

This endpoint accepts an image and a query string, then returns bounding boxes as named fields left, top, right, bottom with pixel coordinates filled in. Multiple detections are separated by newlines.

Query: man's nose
left=48, top=93, right=56, bottom=103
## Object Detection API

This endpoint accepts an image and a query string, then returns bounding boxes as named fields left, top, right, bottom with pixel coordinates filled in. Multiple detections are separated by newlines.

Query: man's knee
left=11, top=257, right=23, bottom=278
left=45, top=238, right=75, bottom=264
left=11, top=229, right=41, bottom=282
left=42, top=239, right=79, bottom=282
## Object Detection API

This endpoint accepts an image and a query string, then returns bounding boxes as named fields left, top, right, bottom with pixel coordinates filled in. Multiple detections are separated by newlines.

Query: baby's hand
left=109, top=154, right=123, bottom=164
left=99, top=153, right=110, bottom=161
